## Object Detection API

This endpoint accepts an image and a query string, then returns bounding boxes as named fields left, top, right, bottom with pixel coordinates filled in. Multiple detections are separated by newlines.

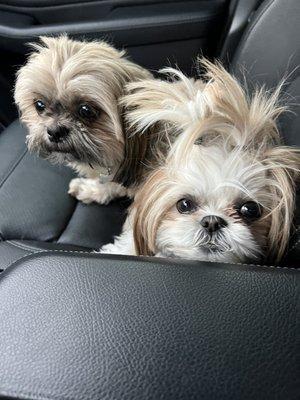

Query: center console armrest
left=0, top=252, right=298, bottom=400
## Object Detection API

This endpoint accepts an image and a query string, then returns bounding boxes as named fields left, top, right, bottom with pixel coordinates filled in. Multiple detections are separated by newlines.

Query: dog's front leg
left=98, top=212, right=136, bottom=255
left=99, top=228, right=136, bottom=255
left=68, top=178, right=127, bottom=205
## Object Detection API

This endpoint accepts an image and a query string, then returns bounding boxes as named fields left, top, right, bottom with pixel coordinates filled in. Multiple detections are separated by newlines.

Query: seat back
left=231, top=0, right=300, bottom=146
left=229, top=0, right=300, bottom=265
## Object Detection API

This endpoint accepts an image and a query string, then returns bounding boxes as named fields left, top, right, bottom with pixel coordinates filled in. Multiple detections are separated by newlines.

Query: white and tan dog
left=14, top=35, right=167, bottom=204
left=101, top=60, right=300, bottom=264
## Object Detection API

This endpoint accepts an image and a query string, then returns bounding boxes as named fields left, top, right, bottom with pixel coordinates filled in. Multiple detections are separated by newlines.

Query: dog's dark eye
left=176, top=198, right=197, bottom=214
left=78, top=104, right=97, bottom=119
left=34, top=100, right=46, bottom=113
left=239, top=201, right=262, bottom=220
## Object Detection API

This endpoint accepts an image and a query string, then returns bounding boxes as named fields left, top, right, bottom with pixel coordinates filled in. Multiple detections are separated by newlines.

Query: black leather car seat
left=0, top=0, right=299, bottom=268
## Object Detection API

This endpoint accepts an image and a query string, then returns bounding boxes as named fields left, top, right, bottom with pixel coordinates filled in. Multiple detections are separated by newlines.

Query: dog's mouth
left=196, top=231, right=232, bottom=254
left=35, top=140, right=83, bottom=164
left=199, top=242, right=225, bottom=253
left=206, top=243, right=221, bottom=251
left=43, top=140, right=71, bottom=153
left=40, top=136, right=89, bottom=157
left=38, top=138, right=105, bottom=166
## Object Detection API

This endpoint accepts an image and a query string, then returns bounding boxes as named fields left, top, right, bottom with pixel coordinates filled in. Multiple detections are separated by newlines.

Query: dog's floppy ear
left=133, top=169, right=170, bottom=255
left=261, top=146, right=300, bottom=262
left=94, top=43, right=152, bottom=146
left=114, top=118, right=150, bottom=187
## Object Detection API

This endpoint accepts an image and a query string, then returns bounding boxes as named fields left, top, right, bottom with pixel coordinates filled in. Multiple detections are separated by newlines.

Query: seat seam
left=0, top=251, right=45, bottom=275
left=0, top=147, right=27, bottom=189
left=55, top=200, right=81, bottom=243
left=5, top=240, right=48, bottom=252
left=0, top=386, right=73, bottom=400
left=6, top=248, right=298, bottom=271
left=6, top=239, right=91, bottom=253
left=0, top=145, right=27, bottom=240
left=5, top=243, right=299, bottom=271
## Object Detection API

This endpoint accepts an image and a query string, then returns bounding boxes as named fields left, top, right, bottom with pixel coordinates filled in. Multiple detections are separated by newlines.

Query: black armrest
left=0, top=252, right=298, bottom=400
left=0, top=1, right=226, bottom=53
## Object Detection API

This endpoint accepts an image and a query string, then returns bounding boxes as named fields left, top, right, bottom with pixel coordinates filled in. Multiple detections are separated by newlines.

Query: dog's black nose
left=47, top=126, right=69, bottom=143
left=200, top=215, right=227, bottom=233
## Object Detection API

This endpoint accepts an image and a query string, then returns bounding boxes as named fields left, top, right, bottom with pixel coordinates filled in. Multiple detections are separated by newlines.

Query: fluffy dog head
left=14, top=35, right=151, bottom=174
left=128, top=60, right=300, bottom=263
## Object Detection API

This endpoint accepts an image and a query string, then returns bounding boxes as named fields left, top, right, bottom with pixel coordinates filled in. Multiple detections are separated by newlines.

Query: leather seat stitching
left=5, top=248, right=298, bottom=271
left=6, top=243, right=299, bottom=271
left=6, top=239, right=90, bottom=253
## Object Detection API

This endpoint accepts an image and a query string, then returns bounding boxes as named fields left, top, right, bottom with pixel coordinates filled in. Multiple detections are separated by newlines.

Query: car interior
left=0, top=0, right=299, bottom=399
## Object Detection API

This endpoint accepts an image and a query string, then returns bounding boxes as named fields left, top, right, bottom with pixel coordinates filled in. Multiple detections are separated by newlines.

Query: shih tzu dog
left=101, top=60, right=300, bottom=264
left=14, top=35, right=163, bottom=204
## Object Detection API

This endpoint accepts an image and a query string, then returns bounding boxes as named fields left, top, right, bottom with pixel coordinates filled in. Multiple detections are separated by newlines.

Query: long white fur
left=101, top=59, right=300, bottom=264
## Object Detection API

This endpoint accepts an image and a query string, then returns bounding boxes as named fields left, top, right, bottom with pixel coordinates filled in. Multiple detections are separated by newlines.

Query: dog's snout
left=47, top=126, right=69, bottom=143
left=200, top=215, right=227, bottom=233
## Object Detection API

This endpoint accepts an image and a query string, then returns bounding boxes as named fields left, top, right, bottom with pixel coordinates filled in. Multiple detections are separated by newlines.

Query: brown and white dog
left=14, top=35, right=168, bottom=204
left=101, top=60, right=300, bottom=264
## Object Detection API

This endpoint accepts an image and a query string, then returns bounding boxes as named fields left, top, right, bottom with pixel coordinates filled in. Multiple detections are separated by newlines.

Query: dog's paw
left=68, top=178, right=127, bottom=205
left=68, top=178, right=97, bottom=204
